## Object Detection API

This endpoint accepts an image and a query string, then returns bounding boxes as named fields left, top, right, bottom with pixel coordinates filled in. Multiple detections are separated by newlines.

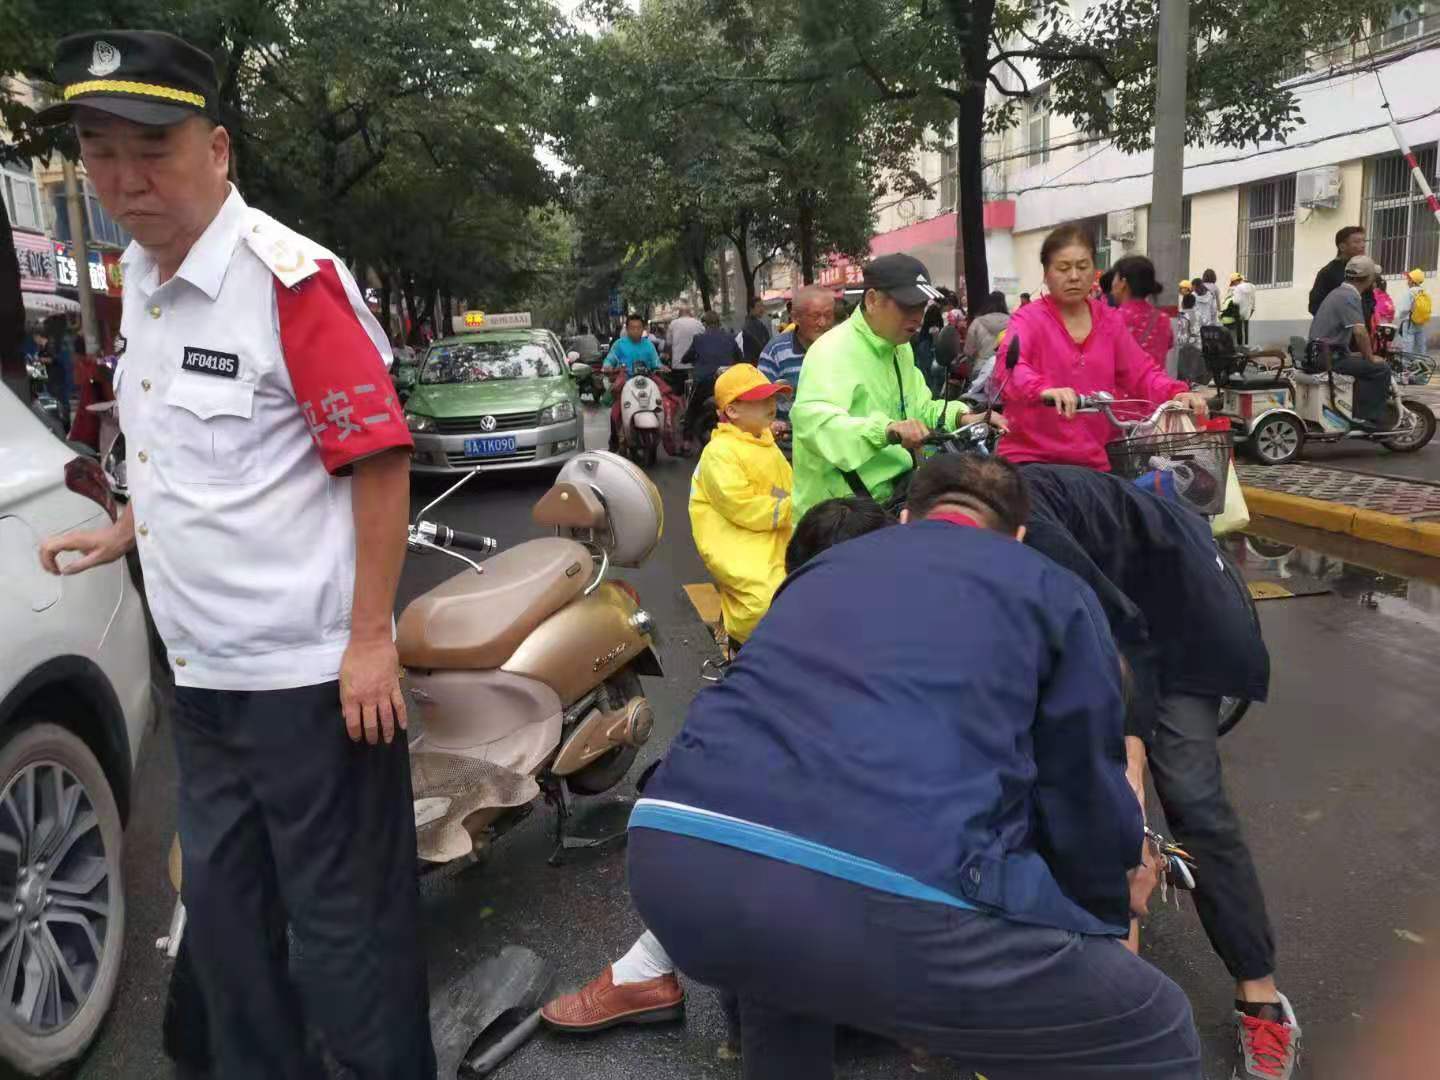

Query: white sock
left=610, top=930, right=674, bottom=985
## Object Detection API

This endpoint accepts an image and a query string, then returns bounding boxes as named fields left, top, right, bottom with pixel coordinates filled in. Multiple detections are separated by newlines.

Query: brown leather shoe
left=541, top=966, right=685, bottom=1033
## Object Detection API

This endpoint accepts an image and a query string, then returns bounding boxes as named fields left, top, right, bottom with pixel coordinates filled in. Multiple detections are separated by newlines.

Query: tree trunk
left=950, top=0, right=994, bottom=318
left=441, top=289, right=453, bottom=333
left=377, top=270, right=394, bottom=338
left=690, top=256, right=714, bottom=312
left=0, top=210, right=26, bottom=402
left=402, top=274, right=422, bottom=345
left=797, top=190, right=818, bottom=284
left=732, top=241, right=758, bottom=311
left=955, top=86, right=990, bottom=317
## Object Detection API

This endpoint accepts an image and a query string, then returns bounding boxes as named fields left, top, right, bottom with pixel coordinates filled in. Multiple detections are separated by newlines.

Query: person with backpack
left=1397, top=268, right=1432, bottom=356
left=1225, top=272, right=1257, bottom=346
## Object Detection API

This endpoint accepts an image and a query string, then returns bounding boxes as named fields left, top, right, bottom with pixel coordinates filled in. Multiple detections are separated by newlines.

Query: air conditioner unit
left=1297, top=166, right=1342, bottom=209
left=1107, top=209, right=1137, bottom=242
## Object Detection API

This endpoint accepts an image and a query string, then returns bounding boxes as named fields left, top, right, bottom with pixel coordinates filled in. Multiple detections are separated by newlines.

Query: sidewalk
left=1238, top=460, right=1440, bottom=557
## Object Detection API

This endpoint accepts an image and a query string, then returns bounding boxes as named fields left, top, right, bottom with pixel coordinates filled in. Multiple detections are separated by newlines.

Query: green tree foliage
left=2, top=0, right=572, bottom=341
left=566, top=0, right=927, bottom=310
left=789, top=0, right=1399, bottom=312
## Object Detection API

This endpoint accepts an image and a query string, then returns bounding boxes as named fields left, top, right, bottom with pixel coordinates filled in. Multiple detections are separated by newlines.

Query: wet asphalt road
left=77, top=407, right=1440, bottom=1080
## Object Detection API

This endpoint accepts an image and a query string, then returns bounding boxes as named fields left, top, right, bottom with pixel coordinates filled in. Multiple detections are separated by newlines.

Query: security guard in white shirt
left=37, top=31, right=436, bottom=1078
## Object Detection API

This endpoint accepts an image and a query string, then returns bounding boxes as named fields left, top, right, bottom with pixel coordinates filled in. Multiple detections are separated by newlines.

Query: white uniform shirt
left=115, top=185, right=411, bottom=691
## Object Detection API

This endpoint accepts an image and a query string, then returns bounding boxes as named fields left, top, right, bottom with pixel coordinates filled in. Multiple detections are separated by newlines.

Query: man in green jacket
left=792, top=254, right=990, bottom=519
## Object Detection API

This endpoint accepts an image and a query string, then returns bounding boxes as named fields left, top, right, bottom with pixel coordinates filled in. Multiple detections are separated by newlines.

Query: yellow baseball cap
left=1409, top=268, right=1426, bottom=285
left=1178, top=280, right=1193, bottom=291
left=1229, top=272, right=1243, bottom=284
left=715, top=364, right=792, bottom=412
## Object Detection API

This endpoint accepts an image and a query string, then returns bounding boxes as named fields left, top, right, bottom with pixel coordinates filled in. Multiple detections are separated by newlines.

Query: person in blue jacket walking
left=628, top=454, right=1200, bottom=1080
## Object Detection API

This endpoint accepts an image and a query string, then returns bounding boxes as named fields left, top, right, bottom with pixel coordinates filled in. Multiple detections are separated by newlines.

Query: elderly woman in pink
left=998, top=225, right=1210, bottom=470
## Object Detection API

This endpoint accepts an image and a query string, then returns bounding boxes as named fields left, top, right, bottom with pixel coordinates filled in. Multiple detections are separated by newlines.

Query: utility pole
left=62, top=157, right=99, bottom=354
left=1150, top=0, right=1189, bottom=316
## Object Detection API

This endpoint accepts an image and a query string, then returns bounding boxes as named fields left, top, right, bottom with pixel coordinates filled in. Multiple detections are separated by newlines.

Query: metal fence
left=1363, top=143, right=1439, bottom=276
left=1236, top=176, right=1297, bottom=286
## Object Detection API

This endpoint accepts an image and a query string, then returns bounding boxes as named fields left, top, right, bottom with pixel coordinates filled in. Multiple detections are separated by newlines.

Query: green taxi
left=404, top=327, right=585, bottom=473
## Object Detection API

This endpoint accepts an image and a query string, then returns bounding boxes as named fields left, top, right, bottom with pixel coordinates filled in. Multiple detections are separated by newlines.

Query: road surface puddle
left=1227, top=531, right=1440, bottom=633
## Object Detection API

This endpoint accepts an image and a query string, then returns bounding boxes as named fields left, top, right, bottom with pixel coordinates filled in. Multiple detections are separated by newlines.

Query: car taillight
left=65, top=456, right=117, bottom=522
left=613, top=580, right=641, bottom=606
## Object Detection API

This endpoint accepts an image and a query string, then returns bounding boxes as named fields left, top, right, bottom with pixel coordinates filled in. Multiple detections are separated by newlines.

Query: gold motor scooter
left=399, top=449, right=664, bottom=867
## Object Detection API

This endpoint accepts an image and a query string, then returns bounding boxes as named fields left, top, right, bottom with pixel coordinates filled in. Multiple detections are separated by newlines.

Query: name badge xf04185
left=182, top=346, right=240, bottom=379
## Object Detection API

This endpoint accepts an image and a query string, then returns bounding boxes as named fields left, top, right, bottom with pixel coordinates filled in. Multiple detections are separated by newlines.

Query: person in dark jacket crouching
left=628, top=455, right=1201, bottom=1080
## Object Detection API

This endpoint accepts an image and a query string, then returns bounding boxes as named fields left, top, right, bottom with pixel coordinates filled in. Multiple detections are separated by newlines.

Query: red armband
left=276, top=259, right=413, bottom=474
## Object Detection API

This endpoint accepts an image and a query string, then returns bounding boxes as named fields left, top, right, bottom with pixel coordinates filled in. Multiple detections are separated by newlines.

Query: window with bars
left=1086, top=215, right=1112, bottom=270
left=1236, top=176, right=1296, bottom=286
left=1180, top=196, right=1192, bottom=276
left=939, top=142, right=958, bottom=211
left=1027, top=88, right=1051, bottom=167
left=1381, top=2, right=1431, bottom=47
left=1363, top=143, right=1439, bottom=276
left=2, top=168, right=44, bottom=232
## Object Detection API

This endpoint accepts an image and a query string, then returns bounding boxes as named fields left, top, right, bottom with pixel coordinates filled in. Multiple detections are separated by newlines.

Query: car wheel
left=0, top=723, right=126, bottom=1077
left=1247, top=413, right=1303, bottom=465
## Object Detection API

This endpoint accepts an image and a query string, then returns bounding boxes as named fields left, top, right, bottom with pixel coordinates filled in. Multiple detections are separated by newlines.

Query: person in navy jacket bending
left=628, top=454, right=1201, bottom=1080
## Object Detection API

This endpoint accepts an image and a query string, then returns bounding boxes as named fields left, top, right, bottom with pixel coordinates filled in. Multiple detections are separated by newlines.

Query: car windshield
left=420, top=341, right=562, bottom=385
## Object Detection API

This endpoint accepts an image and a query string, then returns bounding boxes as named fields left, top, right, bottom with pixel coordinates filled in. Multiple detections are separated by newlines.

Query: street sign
left=608, top=289, right=623, bottom=316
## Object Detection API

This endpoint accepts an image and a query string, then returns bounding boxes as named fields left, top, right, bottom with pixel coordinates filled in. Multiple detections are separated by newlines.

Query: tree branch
left=849, top=34, right=921, bottom=101
left=987, top=72, right=1030, bottom=98
left=993, top=47, right=1118, bottom=86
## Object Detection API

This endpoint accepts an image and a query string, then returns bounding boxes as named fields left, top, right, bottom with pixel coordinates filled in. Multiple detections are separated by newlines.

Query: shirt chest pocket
left=162, top=375, right=258, bottom=484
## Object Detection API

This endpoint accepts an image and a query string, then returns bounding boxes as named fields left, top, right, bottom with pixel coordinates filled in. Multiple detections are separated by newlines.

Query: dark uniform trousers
left=172, top=681, right=436, bottom=1079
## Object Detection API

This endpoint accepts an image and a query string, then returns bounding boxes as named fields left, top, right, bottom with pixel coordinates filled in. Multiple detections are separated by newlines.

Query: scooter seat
left=397, top=537, right=594, bottom=670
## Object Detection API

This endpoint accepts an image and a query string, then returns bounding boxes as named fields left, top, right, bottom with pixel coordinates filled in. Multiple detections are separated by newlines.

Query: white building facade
left=862, top=10, right=1440, bottom=344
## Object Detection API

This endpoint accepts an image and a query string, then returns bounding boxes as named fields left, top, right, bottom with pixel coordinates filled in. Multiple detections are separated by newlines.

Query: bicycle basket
left=1106, top=430, right=1231, bottom=515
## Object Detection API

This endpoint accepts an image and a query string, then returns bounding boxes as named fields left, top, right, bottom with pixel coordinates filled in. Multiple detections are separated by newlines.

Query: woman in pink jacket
left=999, top=225, right=1210, bottom=470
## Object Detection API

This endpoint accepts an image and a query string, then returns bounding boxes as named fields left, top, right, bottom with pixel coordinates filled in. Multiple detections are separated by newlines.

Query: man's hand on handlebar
left=1041, top=387, right=1080, bottom=418
left=963, top=409, right=1008, bottom=432
left=886, top=419, right=931, bottom=450
left=1172, top=391, right=1211, bottom=420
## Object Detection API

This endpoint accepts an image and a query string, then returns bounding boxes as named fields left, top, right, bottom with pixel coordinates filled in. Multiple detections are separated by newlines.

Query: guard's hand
left=39, top=523, right=130, bottom=576
left=1173, top=390, right=1212, bottom=420
left=1128, top=839, right=1162, bottom=917
left=886, top=419, right=930, bottom=450
left=770, top=419, right=791, bottom=437
left=339, top=637, right=408, bottom=746
left=1041, top=387, right=1080, bottom=418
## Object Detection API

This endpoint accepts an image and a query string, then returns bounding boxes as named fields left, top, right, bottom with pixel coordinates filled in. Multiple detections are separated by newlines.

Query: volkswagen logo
left=479, top=415, right=498, bottom=433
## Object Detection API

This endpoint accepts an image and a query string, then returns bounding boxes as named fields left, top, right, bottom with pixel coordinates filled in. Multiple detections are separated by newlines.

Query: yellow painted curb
left=1241, top=485, right=1440, bottom=558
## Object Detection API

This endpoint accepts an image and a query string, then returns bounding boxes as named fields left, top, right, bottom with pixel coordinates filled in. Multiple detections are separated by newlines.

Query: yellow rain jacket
left=689, top=423, right=794, bottom=643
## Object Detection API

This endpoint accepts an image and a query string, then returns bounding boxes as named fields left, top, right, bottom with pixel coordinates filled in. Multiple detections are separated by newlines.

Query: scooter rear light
left=613, top=580, right=642, bottom=606
left=65, top=456, right=117, bottom=522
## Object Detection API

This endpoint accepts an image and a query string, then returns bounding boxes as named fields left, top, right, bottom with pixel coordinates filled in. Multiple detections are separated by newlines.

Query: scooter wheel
left=1247, top=413, right=1304, bottom=465
left=1380, top=401, right=1436, bottom=453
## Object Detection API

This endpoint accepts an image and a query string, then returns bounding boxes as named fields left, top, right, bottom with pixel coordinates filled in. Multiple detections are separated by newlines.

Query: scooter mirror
left=570, top=361, right=591, bottom=379
left=1005, top=332, right=1021, bottom=370
left=566, top=350, right=580, bottom=362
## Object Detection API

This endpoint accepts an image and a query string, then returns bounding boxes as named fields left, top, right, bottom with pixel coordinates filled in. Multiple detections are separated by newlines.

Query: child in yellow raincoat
left=690, top=365, right=795, bottom=649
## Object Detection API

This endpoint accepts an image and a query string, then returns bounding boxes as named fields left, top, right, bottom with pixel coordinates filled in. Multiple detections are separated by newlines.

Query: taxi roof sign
left=454, top=310, right=532, bottom=333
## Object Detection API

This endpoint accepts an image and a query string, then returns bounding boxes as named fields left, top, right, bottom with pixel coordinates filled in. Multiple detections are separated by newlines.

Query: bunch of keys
left=1145, top=826, right=1198, bottom=907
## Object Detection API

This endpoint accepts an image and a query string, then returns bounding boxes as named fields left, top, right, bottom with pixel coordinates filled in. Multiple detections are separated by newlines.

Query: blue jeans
left=629, top=828, right=1201, bottom=1080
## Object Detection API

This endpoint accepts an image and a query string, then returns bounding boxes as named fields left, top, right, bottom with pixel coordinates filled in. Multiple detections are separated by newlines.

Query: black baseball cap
left=37, top=30, right=219, bottom=127
left=862, top=254, right=944, bottom=307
